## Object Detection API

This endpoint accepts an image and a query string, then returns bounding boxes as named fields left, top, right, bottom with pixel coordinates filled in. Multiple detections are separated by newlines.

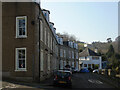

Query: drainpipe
left=36, top=2, right=41, bottom=82
left=38, top=5, right=41, bottom=82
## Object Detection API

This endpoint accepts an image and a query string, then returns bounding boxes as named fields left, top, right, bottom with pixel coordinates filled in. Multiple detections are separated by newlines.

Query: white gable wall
left=79, top=56, right=102, bottom=70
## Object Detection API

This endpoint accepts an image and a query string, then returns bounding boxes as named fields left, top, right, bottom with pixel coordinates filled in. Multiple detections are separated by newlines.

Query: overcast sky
left=41, top=2, right=118, bottom=43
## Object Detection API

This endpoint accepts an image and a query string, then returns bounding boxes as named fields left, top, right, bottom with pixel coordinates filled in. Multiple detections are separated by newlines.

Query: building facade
left=58, top=40, right=79, bottom=70
left=79, top=48, right=102, bottom=70
left=2, top=2, right=59, bottom=82
left=2, top=2, right=79, bottom=82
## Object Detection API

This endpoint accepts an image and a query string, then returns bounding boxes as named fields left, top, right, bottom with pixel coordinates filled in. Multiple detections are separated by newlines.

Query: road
left=71, top=73, right=114, bottom=88
left=2, top=73, right=116, bottom=89
left=48, top=73, right=114, bottom=89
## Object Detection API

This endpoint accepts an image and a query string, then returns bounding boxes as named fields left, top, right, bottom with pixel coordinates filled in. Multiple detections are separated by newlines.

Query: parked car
left=71, top=67, right=75, bottom=73
left=63, top=68, right=72, bottom=74
left=53, top=70, right=72, bottom=86
left=93, top=69, right=99, bottom=73
left=73, top=68, right=79, bottom=73
left=79, top=68, right=89, bottom=73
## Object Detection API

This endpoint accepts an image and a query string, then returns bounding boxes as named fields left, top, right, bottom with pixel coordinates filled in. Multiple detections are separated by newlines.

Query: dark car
left=79, top=68, right=89, bottom=73
left=53, top=70, right=72, bottom=86
left=63, top=68, right=72, bottom=74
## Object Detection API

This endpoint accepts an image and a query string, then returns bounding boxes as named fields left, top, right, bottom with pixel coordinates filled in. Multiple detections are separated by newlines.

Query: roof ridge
left=87, top=48, right=90, bottom=56
left=79, top=48, right=100, bottom=57
left=79, top=48, right=87, bottom=54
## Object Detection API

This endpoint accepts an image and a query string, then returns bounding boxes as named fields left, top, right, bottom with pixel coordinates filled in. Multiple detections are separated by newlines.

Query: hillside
left=87, top=41, right=118, bottom=54
left=77, top=41, right=119, bottom=54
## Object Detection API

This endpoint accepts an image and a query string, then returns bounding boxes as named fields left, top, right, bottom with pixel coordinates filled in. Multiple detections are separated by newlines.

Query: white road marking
left=88, top=79, right=103, bottom=84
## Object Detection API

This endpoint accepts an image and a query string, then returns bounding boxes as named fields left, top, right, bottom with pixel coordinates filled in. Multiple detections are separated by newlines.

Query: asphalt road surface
left=49, top=73, right=115, bottom=89
left=2, top=73, right=116, bottom=89
left=71, top=73, right=114, bottom=88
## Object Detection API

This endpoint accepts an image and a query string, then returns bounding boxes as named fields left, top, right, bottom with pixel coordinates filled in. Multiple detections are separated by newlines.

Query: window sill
left=16, top=36, right=27, bottom=39
left=15, top=70, right=27, bottom=72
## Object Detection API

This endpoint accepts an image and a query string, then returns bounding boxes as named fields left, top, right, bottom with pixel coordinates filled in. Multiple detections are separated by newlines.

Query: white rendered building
left=79, top=48, right=102, bottom=70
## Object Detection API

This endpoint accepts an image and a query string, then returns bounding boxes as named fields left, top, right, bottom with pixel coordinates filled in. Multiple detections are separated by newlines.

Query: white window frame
left=48, top=32, right=50, bottom=48
left=40, top=20, right=43, bottom=41
left=69, top=51, right=71, bottom=58
left=15, top=48, right=27, bottom=71
left=54, top=41, right=55, bottom=52
left=63, top=61, right=66, bottom=67
left=51, top=37, right=52, bottom=50
left=68, top=61, right=71, bottom=66
left=76, top=52, right=78, bottom=59
left=49, top=34, right=51, bottom=48
left=48, top=54, right=50, bottom=71
left=72, top=62, right=74, bottom=67
left=76, top=61, right=78, bottom=69
left=60, top=60, right=63, bottom=69
left=60, top=49, right=63, bottom=57
left=64, top=50, right=66, bottom=58
left=16, top=16, right=27, bottom=38
left=40, top=49, right=44, bottom=71
left=72, top=51, right=74, bottom=59
left=44, top=28, right=47, bottom=45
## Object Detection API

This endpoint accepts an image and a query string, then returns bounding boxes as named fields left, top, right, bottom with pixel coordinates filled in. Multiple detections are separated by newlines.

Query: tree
left=102, top=54, right=107, bottom=61
left=106, top=50, right=120, bottom=69
left=115, top=53, right=120, bottom=59
left=94, top=64, right=99, bottom=69
left=108, top=54, right=119, bottom=69
left=106, top=44, right=114, bottom=58
left=107, top=38, right=112, bottom=43
left=57, top=32, right=77, bottom=41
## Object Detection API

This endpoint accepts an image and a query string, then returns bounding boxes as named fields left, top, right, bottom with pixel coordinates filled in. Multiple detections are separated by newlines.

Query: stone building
left=59, top=40, right=79, bottom=70
left=2, top=2, right=59, bottom=82
left=2, top=1, right=79, bottom=82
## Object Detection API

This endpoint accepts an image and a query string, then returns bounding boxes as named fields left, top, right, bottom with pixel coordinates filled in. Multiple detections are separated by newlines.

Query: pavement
left=2, top=76, right=54, bottom=89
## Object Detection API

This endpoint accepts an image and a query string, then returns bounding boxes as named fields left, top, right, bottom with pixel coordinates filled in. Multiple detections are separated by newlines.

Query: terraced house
left=2, top=1, right=79, bottom=82
left=59, top=40, right=79, bottom=70
left=2, top=2, right=59, bottom=82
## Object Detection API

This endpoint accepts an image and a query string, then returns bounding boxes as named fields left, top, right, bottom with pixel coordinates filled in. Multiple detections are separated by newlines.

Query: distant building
left=58, top=40, right=79, bottom=70
left=79, top=48, right=102, bottom=70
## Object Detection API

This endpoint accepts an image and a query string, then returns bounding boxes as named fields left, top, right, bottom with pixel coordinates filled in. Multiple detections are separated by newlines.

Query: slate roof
left=79, top=48, right=100, bottom=57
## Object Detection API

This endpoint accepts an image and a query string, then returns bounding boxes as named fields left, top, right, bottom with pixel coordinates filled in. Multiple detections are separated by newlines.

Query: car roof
left=57, top=70, right=71, bottom=73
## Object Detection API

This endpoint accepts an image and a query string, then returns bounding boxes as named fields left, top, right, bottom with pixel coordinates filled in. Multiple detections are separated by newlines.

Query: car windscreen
left=57, top=71, right=71, bottom=77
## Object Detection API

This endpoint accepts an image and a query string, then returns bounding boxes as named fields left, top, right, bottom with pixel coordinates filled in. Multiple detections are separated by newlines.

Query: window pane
left=18, top=50, right=22, bottom=58
left=19, top=19, right=25, bottom=28
left=22, top=28, right=25, bottom=35
left=19, top=28, right=22, bottom=35
left=22, top=50, right=25, bottom=58
left=19, top=60, right=25, bottom=68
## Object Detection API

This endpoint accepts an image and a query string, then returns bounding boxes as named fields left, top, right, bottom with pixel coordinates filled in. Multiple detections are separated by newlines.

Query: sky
left=41, top=2, right=118, bottom=44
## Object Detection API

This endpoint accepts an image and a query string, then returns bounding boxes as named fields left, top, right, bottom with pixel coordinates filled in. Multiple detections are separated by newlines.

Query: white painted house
left=79, top=48, right=102, bottom=70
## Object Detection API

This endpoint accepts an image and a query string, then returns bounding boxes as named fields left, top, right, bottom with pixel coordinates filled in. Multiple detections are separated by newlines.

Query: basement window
left=16, top=16, right=27, bottom=38
left=15, top=48, right=26, bottom=71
